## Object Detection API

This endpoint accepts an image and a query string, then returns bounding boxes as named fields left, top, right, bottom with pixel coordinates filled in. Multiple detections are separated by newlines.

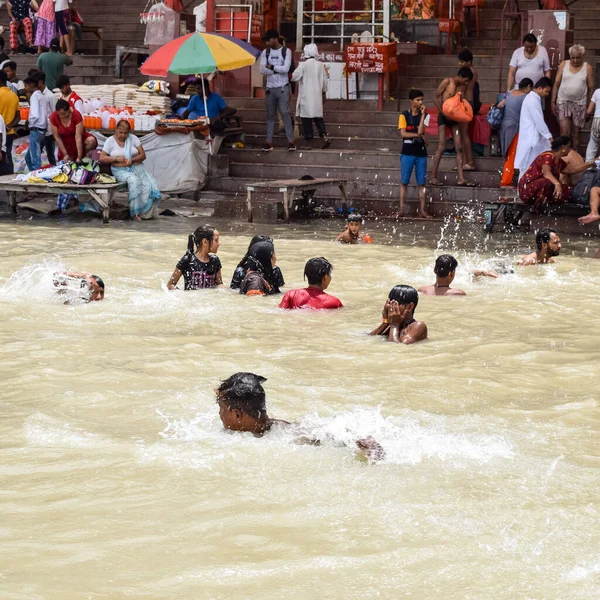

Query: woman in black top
left=168, top=225, right=223, bottom=290
left=239, top=241, right=280, bottom=296
left=231, top=235, right=285, bottom=290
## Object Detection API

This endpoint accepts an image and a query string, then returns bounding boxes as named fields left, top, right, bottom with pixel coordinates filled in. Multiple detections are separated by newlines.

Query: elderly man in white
left=292, top=43, right=331, bottom=149
left=515, top=77, right=554, bottom=178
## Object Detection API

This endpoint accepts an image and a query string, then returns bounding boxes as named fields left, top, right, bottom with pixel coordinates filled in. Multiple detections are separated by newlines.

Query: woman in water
left=230, top=235, right=285, bottom=290
left=99, top=120, right=161, bottom=221
left=167, top=225, right=222, bottom=290
left=239, top=240, right=280, bottom=296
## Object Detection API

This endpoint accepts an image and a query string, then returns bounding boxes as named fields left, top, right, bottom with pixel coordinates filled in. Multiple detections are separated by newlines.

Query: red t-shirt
left=279, top=287, right=343, bottom=310
left=49, top=109, right=90, bottom=160
left=66, top=91, right=83, bottom=112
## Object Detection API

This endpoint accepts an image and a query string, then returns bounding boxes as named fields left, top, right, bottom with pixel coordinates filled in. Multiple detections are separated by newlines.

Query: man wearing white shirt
left=34, top=70, right=57, bottom=165
left=24, top=75, right=50, bottom=171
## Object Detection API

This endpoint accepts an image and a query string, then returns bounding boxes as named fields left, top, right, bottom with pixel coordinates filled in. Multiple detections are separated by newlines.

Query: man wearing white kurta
left=515, top=77, right=553, bottom=178
left=291, top=44, right=330, bottom=149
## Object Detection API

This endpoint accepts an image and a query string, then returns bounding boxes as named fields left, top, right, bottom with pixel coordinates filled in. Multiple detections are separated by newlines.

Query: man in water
left=369, top=285, right=428, bottom=344
left=418, top=254, right=466, bottom=296
left=279, top=257, right=343, bottom=310
left=216, top=372, right=384, bottom=461
left=53, top=271, right=105, bottom=302
left=518, top=228, right=561, bottom=265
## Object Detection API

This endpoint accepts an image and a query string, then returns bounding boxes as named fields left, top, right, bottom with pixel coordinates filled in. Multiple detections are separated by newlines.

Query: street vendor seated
left=180, top=79, right=236, bottom=133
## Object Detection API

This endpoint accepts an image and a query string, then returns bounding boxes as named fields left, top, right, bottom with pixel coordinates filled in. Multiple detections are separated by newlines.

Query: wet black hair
left=188, top=225, right=217, bottom=253
left=33, top=70, right=46, bottom=84
left=4, top=61, right=17, bottom=72
left=346, top=213, right=362, bottom=223
left=388, top=285, right=419, bottom=311
left=304, top=257, right=333, bottom=285
left=551, top=135, right=571, bottom=151
left=56, top=74, right=71, bottom=89
left=90, top=275, right=105, bottom=289
left=457, top=48, right=473, bottom=63
left=55, top=99, right=70, bottom=112
left=518, top=77, right=534, bottom=90
left=434, top=254, right=458, bottom=278
left=409, top=89, right=424, bottom=100
left=235, top=235, right=274, bottom=270
left=536, top=227, right=558, bottom=250
left=535, top=76, right=553, bottom=90
left=457, top=66, right=473, bottom=81
left=523, top=33, right=538, bottom=45
left=244, top=240, right=275, bottom=276
left=217, top=372, right=267, bottom=419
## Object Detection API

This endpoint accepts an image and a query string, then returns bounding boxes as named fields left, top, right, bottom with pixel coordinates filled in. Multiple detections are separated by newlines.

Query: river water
left=1, top=216, right=600, bottom=599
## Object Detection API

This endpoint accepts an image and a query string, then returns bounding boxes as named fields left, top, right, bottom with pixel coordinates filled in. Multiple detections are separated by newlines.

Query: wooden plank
left=246, top=178, right=347, bottom=189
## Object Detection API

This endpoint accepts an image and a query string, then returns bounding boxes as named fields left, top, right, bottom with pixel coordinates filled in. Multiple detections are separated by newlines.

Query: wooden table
left=0, top=175, right=127, bottom=223
left=246, top=178, right=348, bottom=223
left=115, top=45, right=149, bottom=79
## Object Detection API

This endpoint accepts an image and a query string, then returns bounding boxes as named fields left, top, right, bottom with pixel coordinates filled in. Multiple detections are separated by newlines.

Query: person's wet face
left=570, top=51, right=583, bottom=67
left=217, top=398, right=266, bottom=433
left=210, top=230, right=220, bottom=253
left=87, top=277, right=104, bottom=301
left=348, top=221, right=361, bottom=236
left=524, top=40, right=537, bottom=55
left=546, top=232, right=561, bottom=256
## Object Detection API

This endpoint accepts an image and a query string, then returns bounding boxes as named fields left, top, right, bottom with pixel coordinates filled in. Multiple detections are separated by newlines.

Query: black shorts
left=438, top=111, right=457, bottom=128
left=55, top=10, right=69, bottom=35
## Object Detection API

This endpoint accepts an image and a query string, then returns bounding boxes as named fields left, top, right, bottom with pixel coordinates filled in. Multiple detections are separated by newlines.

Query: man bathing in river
left=369, top=285, right=428, bottom=344
left=518, top=227, right=561, bottom=265
left=419, top=254, right=466, bottom=296
left=53, top=271, right=105, bottom=302
left=216, top=372, right=385, bottom=461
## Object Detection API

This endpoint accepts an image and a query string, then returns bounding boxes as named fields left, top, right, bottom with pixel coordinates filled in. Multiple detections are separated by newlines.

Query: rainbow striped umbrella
left=140, top=32, right=260, bottom=76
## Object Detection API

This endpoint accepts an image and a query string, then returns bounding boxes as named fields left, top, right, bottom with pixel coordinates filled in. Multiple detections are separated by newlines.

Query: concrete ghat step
left=222, top=148, right=505, bottom=172
left=243, top=120, right=399, bottom=139
left=233, top=108, right=400, bottom=125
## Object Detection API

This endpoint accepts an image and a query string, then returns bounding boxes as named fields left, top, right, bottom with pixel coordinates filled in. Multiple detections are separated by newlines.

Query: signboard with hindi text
left=344, top=42, right=398, bottom=74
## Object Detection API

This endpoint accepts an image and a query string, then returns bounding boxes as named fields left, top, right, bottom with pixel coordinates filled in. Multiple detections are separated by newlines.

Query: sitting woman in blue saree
left=99, top=120, right=161, bottom=220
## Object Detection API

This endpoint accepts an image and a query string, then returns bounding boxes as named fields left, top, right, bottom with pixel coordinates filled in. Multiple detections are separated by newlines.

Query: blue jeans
left=26, top=129, right=44, bottom=172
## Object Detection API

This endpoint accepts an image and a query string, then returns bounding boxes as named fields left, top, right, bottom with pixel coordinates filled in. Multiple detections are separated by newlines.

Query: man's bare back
left=418, top=284, right=466, bottom=296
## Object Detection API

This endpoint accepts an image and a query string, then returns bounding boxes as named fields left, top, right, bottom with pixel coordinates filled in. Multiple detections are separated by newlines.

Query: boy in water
left=369, top=285, right=427, bottom=344
left=457, top=49, right=478, bottom=172
left=398, top=89, right=431, bottom=218
left=216, top=372, right=384, bottom=461
left=279, top=257, right=343, bottom=310
left=430, top=67, right=475, bottom=187
left=53, top=271, right=105, bottom=302
left=335, top=214, right=373, bottom=244
left=418, top=254, right=466, bottom=296
left=518, top=228, right=561, bottom=265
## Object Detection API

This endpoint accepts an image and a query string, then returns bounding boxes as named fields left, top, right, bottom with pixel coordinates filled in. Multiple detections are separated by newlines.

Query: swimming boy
left=430, top=67, right=474, bottom=188
left=53, top=271, right=105, bottom=302
left=398, top=89, right=431, bottom=218
left=369, top=285, right=427, bottom=344
left=517, top=228, right=561, bottom=265
left=457, top=49, right=479, bottom=171
left=279, top=257, right=343, bottom=310
left=335, top=214, right=372, bottom=244
left=418, top=254, right=466, bottom=296
left=216, top=372, right=385, bottom=461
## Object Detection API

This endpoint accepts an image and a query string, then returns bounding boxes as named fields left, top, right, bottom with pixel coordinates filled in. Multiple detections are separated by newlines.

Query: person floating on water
left=335, top=213, right=373, bottom=244
left=167, top=225, right=223, bottom=290
left=53, top=271, right=105, bottom=303
left=369, top=285, right=427, bottom=344
left=418, top=254, right=466, bottom=296
left=216, top=372, right=385, bottom=461
left=517, top=227, right=561, bottom=265
left=279, top=257, right=342, bottom=310
left=239, top=240, right=281, bottom=296
left=230, top=235, right=285, bottom=291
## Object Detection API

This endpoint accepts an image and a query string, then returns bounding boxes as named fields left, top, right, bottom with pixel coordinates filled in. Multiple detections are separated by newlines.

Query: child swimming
left=53, top=271, right=105, bottom=303
left=335, top=214, right=373, bottom=244
left=167, top=225, right=223, bottom=290
left=230, top=235, right=285, bottom=290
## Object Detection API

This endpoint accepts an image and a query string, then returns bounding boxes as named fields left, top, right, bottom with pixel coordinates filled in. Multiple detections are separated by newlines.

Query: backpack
left=572, top=168, right=600, bottom=205
left=266, top=45, right=296, bottom=94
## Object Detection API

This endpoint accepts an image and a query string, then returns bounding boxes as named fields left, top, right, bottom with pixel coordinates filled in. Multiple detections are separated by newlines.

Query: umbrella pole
left=202, top=74, right=212, bottom=154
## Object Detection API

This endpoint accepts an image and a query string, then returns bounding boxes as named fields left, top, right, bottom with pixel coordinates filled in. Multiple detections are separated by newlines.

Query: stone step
left=229, top=160, right=502, bottom=187
left=243, top=119, right=399, bottom=139
left=234, top=107, right=400, bottom=125
left=222, top=147, right=505, bottom=171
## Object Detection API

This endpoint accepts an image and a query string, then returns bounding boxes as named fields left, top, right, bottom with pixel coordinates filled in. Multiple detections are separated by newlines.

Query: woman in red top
left=49, top=99, right=97, bottom=162
left=279, top=257, right=343, bottom=310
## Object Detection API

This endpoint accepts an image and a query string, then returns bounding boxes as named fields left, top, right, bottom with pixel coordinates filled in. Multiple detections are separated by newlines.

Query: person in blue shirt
left=182, top=79, right=236, bottom=132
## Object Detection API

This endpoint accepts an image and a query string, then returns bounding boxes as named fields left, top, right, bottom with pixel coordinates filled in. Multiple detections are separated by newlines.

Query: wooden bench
left=115, top=45, right=149, bottom=79
left=0, top=175, right=127, bottom=223
left=246, top=178, right=348, bottom=223
left=484, top=199, right=587, bottom=233
left=80, top=25, right=104, bottom=55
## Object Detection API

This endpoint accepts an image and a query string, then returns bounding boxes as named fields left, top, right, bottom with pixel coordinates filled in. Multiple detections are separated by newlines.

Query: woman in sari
left=35, top=0, right=56, bottom=52
left=99, top=120, right=161, bottom=220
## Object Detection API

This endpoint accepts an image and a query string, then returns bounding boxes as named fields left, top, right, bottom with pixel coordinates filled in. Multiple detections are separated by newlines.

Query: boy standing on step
left=259, top=29, right=296, bottom=152
left=398, top=89, right=431, bottom=218
left=457, top=49, right=479, bottom=171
